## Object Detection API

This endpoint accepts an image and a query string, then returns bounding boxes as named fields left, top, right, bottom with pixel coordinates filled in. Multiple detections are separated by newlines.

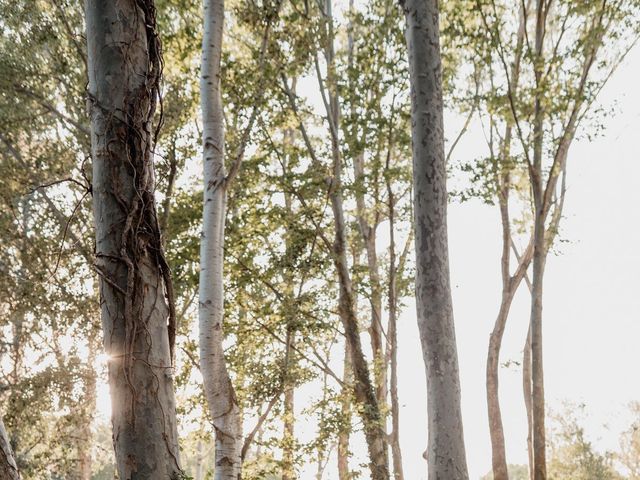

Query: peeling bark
left=85, top=1, right=182, bottom=478
left=402, top=0, right=469, bottom=477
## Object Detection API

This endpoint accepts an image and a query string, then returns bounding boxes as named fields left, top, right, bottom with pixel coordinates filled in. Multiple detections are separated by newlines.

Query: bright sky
left=92, top=30, right=640, bottom=480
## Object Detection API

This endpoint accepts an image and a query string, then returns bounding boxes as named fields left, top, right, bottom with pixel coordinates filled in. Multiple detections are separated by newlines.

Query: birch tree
left=402, top=0, right=469, bottom=477
left=199, top=0, right=280, bottom=476
left=199, top=0, right=243, bottom=475
left=85, top=1, right=182, bottom=477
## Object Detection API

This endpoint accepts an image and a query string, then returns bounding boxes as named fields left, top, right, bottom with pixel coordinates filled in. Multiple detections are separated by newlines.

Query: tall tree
left=199, top=0, right=279, bottom=476
left=402, top=0, right=469, bottom=477
left=443, top=0, right=640, bottom=476
left=303, top=0, right=390, bottom=474
left=199, top=0, right=243, bottom=476
left=85, top=1, right=182, bottom=477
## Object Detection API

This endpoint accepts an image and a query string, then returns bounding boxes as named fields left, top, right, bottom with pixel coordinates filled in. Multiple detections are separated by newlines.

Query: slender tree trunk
left=387, top=197, right=404, bottom=480
left=388, top=316, right=403, bottom=480
left=531, top=1, right=547, bottom=478
left=523, top=325, right=534, bottom=480
left=316, top=370, right=330, bottom=480
left=282, top=126, right=296, bottom=480
left=347, top=0, right=387, bottom=411
left=330, top=173, right=389, bottom=480
left=530, top=210, right=546, bottom=480
left=77, top=347, right=97, bottom=480
left=354, top=168, right=386, bottom=409
left=485, top=4, right=529, bottom=476
left=0, top=417, right=19, bottom=480
left=322, top=0, right=389, bottom=477
left=195, top=440, right=205, bottom=480
left=85, top=1, right=182, bottom=478
left=282, top=326, right=295, bottom=480
left=487, top=186, right=517, bottom=480
left=199, top=0, right=243, bottom=477
left=487, top=290, right=516, bottom=480
left=338, top=343, right=352, bottom=480
left=402, top=0, right=469, bottom=477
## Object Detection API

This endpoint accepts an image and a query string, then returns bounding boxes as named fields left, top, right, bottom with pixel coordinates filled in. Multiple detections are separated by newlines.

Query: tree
left=85, top=1, right=182, bottom=477
left=402, top=0, right=469, bottom=477
left=0, top=416, right=19, bottom=480
left=199, top=0, right=280, bottom=476
left=618, top=403, right=640, bottom=479
left=444, top=0, right=640, bottom=477
left=547, top=406, right=621, bottom=480
left=199, top=0, right=243, bottom=475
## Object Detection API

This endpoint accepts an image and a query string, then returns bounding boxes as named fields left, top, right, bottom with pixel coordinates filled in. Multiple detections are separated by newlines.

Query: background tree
left=443, top=0, right=640, bottom=477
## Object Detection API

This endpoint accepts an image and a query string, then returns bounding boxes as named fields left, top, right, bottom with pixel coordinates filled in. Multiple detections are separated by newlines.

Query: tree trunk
left=523, top=325, right=534, bottom=480
left=199, top=0, right=243, bottom=477
left=388, top=254, right=404, bottom=480
left=0, top=417, right=19, bottom=480
left=531, top=1, right=547, bottom=478
left=386, top=163, right=404, bottom=480
left=530, top=211, right=546, bottom=480
left=282, top=327, right=295, bottom=480
left=330, top=157, right=390, bottom=480
left=348, top=0, right=387, bottom=411
left=487, top=292, right=516, bottom=480
left=485, top=4, right=528, bottom=477
left=195, top=440, right=205, bottom=480
left=402, top=0, right=469, bottom=477
left=282, top=125, right=296, bottom=480
left=77, top=347, right=97, bottom=480
left=338, top=343, right=352, bottom=480
left=85, top=1, right=182, bottom=478
left=322, top=0, right=389, bottom=477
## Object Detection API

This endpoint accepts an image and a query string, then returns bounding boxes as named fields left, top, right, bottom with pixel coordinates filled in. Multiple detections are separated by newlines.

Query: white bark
left=402, top=0, right=469, bottom=477
left=199, top=0, right=242, bottom=478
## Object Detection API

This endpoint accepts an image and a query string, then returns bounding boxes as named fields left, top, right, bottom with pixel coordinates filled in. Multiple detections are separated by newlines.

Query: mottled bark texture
left=0, top=417, right=19, bottom=480
left=402, top=0, right=469, bottom=477
left=85, top=1, right=182, bottom=478
left=199, top=0, right=243, bottom=478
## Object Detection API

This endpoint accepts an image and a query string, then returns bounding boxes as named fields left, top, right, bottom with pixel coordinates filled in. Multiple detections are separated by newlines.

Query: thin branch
left=225, top=1, right=283, bottom=187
